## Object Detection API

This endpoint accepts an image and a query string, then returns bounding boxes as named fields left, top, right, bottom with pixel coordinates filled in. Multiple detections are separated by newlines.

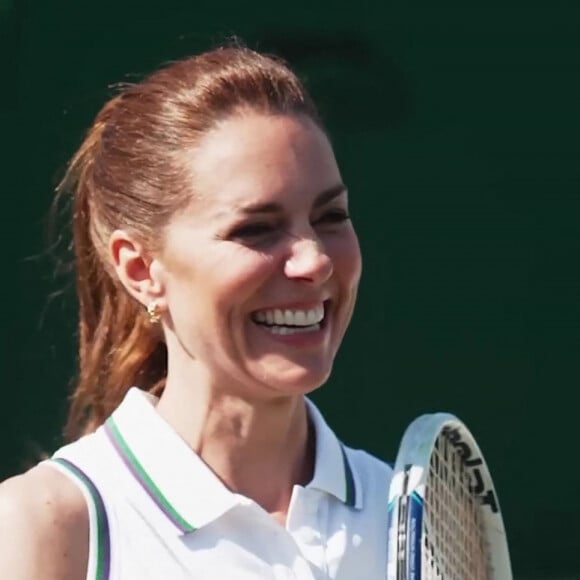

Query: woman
left=0, top=45, right=392, bottom=579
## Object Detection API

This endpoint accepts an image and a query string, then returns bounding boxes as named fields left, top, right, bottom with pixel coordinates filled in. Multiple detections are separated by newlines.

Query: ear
left=108, top=229, right=167, bottom=309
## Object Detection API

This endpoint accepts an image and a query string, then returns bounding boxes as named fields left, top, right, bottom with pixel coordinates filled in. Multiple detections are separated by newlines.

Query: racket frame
left=386, top=413, right=512, bottom=580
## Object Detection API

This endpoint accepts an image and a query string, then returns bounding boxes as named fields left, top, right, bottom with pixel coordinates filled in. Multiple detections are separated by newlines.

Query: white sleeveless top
left=46, top=388, right=392, bottom=579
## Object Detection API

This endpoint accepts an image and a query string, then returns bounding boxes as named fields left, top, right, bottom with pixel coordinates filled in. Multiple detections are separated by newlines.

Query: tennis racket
left=386, top=413, right=512, bottom=580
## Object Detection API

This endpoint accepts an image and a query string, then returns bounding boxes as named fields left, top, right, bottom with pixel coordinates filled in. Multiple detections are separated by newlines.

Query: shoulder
left=0, top=463, right=89, bottom=580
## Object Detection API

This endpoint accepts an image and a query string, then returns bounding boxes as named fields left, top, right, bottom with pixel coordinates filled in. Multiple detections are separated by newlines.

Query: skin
left=0, top=465, right=89, bottom=579
left=0, top=112, right=362, bottom=577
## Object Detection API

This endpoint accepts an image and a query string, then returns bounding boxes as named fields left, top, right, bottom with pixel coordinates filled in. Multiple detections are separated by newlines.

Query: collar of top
left=103, top=388, right=362, bottom=535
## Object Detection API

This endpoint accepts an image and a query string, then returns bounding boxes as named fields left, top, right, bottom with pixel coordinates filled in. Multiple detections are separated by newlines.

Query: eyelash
left=229, top=210, right=351, bottom=241
left=230, top=222, right=277, bottom=238
left=316, top=209, right=351, bottom=224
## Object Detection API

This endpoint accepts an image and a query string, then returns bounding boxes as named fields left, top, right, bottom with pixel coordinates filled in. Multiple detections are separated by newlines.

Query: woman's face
left=156, top=113, right=361, bottom=398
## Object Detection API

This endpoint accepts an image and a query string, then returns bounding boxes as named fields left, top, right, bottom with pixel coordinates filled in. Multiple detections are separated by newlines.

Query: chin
left=256, top=361, right=333, bottom=396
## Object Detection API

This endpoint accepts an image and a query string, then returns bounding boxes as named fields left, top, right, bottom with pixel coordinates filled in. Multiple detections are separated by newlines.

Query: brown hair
left=58, top=45, right=322, bottom=440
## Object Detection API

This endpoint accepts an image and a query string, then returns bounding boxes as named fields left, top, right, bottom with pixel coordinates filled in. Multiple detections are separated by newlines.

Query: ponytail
left=59, top=98, right=167, bottom=441
left=65, top=261, right=167, bottom=440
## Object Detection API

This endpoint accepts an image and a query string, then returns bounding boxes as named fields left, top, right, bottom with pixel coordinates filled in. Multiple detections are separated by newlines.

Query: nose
left=284, top=238, right=333, bottom=286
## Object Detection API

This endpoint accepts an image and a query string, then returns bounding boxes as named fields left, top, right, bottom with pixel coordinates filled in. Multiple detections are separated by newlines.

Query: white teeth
left=294, top=311, right=306, bottom=325
left=274, top=309, right=284, bottom=325
left=306, top=305, right=324, bottom=325
left=269, top=324, right=321, bottom=335
left=252, top=304, right=325, bottom=327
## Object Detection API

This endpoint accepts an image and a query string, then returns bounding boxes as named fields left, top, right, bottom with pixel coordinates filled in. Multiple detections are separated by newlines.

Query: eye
left=314, top=208, right=351, bottom=225
left=226, top=221, right=280, bottom=244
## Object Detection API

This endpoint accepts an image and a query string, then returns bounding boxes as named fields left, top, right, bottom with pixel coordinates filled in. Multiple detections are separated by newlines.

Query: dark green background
left=4, top=1, right=579, bottom=578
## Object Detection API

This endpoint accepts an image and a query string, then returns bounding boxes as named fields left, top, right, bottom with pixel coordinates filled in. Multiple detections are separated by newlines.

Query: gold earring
left=147, top=301, right=162, bottom=324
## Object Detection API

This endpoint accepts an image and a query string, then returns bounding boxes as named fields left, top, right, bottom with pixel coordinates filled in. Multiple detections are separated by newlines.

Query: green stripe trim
left=340, top=445, right=356, bottom=507
left=105, top=418, right=195, bottom=533
left=51, top=458, right=110, bottom=580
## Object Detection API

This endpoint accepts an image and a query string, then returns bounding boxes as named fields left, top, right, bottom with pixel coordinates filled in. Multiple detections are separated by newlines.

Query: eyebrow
left=237, top=184, right=347, bottom=215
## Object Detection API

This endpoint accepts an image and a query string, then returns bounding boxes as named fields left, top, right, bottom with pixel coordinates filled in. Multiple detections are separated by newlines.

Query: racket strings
left=422, top=432, right=488, bottom=579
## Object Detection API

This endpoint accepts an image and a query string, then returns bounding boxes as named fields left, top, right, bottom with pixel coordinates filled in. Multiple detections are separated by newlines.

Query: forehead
left=184, top=113, right=342, bottom=218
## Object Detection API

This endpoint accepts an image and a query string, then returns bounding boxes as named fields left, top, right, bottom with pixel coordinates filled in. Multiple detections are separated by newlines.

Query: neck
left=155, top=367, right=315, bottom=520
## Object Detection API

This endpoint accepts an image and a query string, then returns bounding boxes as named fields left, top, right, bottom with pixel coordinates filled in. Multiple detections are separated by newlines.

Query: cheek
left=330, top=231, right=362, bottom=288
left=166, top=246, right=277, bottom=315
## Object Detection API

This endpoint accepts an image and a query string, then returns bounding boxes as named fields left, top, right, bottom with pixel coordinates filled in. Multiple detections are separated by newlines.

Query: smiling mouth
left=250, top=302, right=328, bottom=335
